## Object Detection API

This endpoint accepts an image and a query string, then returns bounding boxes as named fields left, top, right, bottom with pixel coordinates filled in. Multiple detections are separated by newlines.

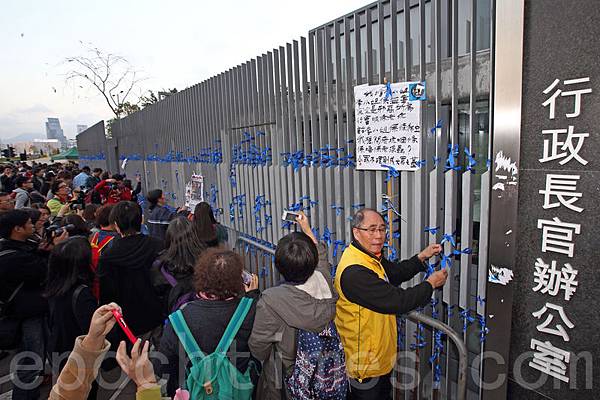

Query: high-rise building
left=45, top=118, right=67, bottom=146
left=76, top=124, right=88, bottom=134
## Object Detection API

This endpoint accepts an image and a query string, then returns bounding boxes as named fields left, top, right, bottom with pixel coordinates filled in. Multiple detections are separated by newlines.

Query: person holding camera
left=94, top=174, right=130, bottom=205
left=47, top=180, right=79, bottom=217
left=0, top=209, right=68, bottom=399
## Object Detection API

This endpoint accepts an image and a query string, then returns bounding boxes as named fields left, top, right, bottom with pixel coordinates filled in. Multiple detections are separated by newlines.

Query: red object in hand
left=111, top=309, right=138, bottom=345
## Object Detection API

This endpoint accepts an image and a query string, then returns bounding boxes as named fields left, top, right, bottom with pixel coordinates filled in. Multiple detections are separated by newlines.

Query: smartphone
left=242, top=270, right=253, bottom=286
left=111, top=309, right=138, bottom=345
left=281, top=210, right=300, bottom=222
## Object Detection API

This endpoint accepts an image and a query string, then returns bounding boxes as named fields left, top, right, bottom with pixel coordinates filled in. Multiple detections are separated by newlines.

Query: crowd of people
left=0, top=160, right=448, bottom=400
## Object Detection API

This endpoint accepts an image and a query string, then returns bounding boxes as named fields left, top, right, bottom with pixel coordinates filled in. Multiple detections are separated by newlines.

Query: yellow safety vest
left=334, top=244, right=397, bottom=380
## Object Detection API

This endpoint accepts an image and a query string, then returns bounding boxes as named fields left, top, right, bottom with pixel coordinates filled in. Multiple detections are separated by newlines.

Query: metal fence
left=78, top=0, right=495, bottom=398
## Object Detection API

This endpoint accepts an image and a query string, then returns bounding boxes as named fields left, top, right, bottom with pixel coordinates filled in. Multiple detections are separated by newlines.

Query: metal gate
left=78, top=1, right=498, bottom=398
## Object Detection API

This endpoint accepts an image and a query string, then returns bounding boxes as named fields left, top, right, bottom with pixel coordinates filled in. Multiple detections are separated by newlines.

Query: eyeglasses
left=355, top=226, right=388, bottom=235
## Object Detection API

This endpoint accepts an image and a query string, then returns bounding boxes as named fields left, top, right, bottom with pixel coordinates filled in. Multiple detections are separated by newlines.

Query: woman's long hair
left=160, top=217, right=206, bottom=276
left=192, top=202, right=218, bottom=246
left=45, top=237, right=93, bottom=298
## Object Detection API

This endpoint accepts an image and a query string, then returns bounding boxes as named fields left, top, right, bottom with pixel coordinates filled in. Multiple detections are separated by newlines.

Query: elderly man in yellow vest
left=334, top=208, right=448, bottom=399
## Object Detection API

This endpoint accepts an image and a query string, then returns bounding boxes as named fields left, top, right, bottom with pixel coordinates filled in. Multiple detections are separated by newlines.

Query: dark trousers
left=348, top=373, right=392, bottom=400
left=12, top=316, right=45, bottom=400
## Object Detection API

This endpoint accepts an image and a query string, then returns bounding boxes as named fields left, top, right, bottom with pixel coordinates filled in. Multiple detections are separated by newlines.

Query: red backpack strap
left=96, top=235, right=114, bottom=251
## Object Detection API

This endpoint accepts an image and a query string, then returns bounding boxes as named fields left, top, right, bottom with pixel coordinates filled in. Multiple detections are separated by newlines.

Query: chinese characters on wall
left=528, top=77, right=593, bottom=383
left=354, top=82, right=422, bottom=171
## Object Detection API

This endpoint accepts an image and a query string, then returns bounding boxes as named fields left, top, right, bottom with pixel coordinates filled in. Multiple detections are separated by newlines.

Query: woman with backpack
left=45, top=237, right=98, bottom=376
left=150, top=217, right=206, bottom=314
left=248, top=212, right=345, bottom=400
left=157, top=248, right=260, bottom=398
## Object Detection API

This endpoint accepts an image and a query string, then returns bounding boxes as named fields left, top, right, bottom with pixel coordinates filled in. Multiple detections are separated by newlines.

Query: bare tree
left=64, top=42, right=145, bottom=119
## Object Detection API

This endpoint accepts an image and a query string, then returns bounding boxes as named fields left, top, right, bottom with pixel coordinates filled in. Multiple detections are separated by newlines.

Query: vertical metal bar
left=343, top=17, right=354, bottom=245
left=333, top=20, right=345, bottom=259
left=353, top=12, right=366, bottom=215
left=391, top=0, right=399, bottom=82
left=292, top=40, right=302, bottom=223
left=308, top=31, right=321, bottom=240
left=404, top=0, right=412, bottom=79
left=324, top=24, right=336, bottom=253
left=483, top=0, right=526, bottom=397
left=459, top=0, right=478, bottom=311
left=300, top=37, right=312, bottom=234
left=364, top=6, right=376, bottom=210
left=316, top=29, right=327, bottom=238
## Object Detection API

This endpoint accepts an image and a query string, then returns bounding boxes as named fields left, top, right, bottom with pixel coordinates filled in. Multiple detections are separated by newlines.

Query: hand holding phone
left=111, top=309, right=138, bottom=345
left=242, top=270, right=253, bottom=285
left=282, top=210, right=300, bottom=222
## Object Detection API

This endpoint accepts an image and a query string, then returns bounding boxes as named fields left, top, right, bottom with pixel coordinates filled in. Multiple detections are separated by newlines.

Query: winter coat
left=0, top=238, right=48, bottom=318
left=158, top=292, right=260, bottom=397
left=97, top=234, right=165, bottom=343
left=145, top=205, right=178, bottom=242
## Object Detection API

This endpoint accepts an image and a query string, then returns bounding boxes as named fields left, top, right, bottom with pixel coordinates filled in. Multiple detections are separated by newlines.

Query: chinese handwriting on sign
left=529, top=77, right=592, bottom=383
left=353, top=82, right=422, bottom=171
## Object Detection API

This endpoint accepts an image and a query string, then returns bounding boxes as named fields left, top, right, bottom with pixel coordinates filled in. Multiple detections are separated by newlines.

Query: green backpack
left=168, top=297, right=255, bottom=400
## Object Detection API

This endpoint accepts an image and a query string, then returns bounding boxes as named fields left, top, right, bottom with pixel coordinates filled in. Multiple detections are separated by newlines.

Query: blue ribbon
left=384, top=81, right=393, bottom=101
left=445, top=144, right=461, bottom=172
left=459, top=309, right=476, bottom=333
left=424, top=226, right=440, bottom=235
left=473, top=295, right=486, bottom=306
left=477, top=315, right=489, bottom=343
left=381, top=164, right=400, bottom=182
left=410, top=323, right=427, bottom=350
left=430, top=298, right=440, bottom=319
left=80, top=152, right=106, bottom=161
left=333, top=240, right=346, bottom=258
left=415, top=159, right=427, bottom=168
left=432, top=156, right=442, bottom=166
left=441, top=233, right=456, bottom=247
left=453, top=247, right=473, bottom=256
left=429, top=119, right=444, bottom=136
left=440, top=253, right=452, bottom=269
left=331, top=204, right=344, bottom=216
left=351, top=203, right=365, bottom=210
left=465, top=147, right=477, bottom=173
left=321, top=228, right=333, bottom=247
left=424, top=262, right=437, bottom=279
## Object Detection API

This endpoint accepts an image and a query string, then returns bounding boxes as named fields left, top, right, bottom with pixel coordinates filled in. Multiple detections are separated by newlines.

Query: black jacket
left=157, top=292, right=259, bottom=397
left=47, top=284, right=97, bottom=357
left=0, top=174, right=15, bottom=193
left=0, top=239, right=48, bottom=318
left=97, top=234, right=165, bottom=341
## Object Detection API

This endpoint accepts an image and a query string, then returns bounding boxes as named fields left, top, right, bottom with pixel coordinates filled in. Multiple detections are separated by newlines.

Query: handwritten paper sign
left=185, top=174, right=204, bottom=209
left=354, top=82, right=423, bottom=171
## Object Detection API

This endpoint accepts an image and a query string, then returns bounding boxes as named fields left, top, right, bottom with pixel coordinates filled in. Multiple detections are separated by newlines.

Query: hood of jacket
left=259, top=270, right=337, bottom=333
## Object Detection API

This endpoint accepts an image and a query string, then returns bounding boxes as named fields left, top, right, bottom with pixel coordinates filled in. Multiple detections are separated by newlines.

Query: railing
left=234, top=235, right=468, bottom=400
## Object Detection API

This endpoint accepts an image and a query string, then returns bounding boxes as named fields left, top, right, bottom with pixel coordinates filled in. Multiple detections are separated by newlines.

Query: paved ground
left=0, top=350, right=138, bottom=399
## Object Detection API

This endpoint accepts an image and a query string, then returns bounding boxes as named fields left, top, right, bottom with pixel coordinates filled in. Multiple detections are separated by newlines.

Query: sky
left=0, top=0, right=370, bottom=141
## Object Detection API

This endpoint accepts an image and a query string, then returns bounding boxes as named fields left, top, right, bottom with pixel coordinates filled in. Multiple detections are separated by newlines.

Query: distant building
left=45, top=118, right=67, bottom=147
left=29, top=139, right=61, bottom=155
left=76, top=125, right=88, bottom=134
